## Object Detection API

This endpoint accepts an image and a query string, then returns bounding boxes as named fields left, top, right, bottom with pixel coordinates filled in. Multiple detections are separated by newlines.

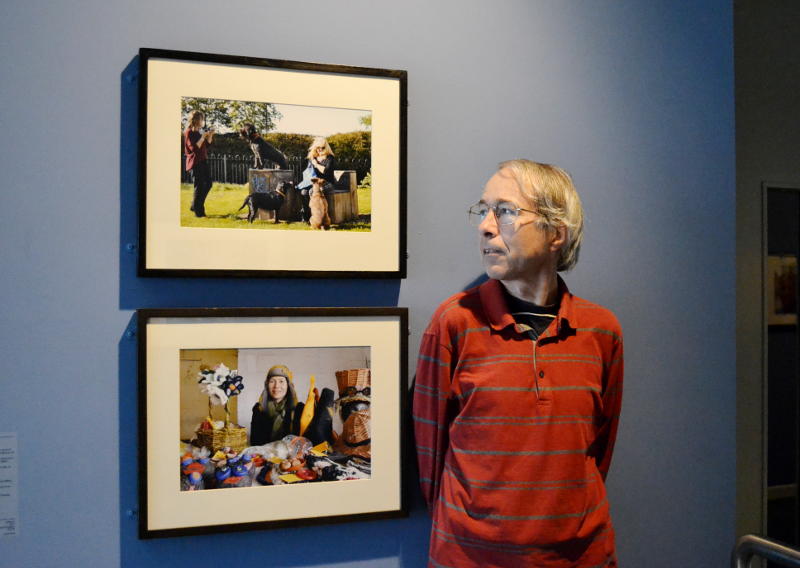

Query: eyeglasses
left=468, top=201, right=538, bottom=226
left=339, top=386, right=371, bottom=397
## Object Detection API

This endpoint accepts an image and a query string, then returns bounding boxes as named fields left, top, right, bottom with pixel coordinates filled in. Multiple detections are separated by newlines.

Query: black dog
left=238, top=181, right=292, bottom=223
left=239, top=123, right=288, bottom=169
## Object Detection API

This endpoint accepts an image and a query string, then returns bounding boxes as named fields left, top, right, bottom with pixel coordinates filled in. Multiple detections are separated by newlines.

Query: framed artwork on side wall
left=767, top=255, right=798, bottom=325
left=138, top=48, right=407, bottom=278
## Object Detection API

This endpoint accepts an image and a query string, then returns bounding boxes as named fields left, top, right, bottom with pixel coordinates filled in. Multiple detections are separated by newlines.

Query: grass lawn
left=180, top=183, right=372, bottom=231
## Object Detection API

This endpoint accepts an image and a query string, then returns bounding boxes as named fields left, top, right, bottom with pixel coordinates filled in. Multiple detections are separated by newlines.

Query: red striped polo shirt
left=413, top=277, right=623, bottom=567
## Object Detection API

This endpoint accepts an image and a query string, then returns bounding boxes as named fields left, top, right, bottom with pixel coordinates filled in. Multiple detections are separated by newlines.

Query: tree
left=181, top=97, right=282, bottom=133
left=359, top=114, right=372, bottom=130
left=227, top=99, right=282, bottom=133
left=181, top=97, right=230, bottom=130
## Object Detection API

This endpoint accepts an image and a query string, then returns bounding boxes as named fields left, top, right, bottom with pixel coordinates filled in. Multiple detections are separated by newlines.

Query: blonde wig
left=306, top=136, right=334, bottom=160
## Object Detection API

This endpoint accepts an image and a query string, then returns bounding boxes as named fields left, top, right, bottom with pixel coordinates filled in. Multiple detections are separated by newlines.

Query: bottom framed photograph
left=137, top=307, right=408, bottom=538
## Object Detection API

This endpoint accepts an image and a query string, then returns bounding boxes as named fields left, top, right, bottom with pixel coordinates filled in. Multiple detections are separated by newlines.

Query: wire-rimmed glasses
left=468, top=201, right=538, bottom=226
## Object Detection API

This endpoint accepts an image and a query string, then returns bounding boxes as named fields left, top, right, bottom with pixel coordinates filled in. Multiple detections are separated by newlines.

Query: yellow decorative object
left=311, top=441, right=329, bottom=455
left=279, top=473, right=303, bottom=483
left=298, top=375, right=316, bottom=435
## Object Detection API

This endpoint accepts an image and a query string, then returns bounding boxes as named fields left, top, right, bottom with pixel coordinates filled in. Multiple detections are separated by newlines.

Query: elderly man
left=413, top=160, right=624, bottom=567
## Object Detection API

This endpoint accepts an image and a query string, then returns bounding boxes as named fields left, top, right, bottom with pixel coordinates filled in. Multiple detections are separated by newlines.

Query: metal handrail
left=732, top=535, right=800, bottom=567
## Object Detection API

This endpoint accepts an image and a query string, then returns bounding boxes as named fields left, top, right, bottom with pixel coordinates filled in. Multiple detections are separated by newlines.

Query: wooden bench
left=246, top=168, right=359, bottom=225
left=329, top=170, right=359, bottom=224
left=247, top=169, right=300, bottom=222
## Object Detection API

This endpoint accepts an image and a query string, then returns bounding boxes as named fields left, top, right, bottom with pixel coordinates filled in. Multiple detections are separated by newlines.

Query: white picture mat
left=144, top=58, right=401, bottom=272
left=145, top=316, right=403, bottom=532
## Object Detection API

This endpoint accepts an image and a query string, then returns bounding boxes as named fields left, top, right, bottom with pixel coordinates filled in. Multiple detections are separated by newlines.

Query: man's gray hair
left=498, top=159, right=584, bottom=272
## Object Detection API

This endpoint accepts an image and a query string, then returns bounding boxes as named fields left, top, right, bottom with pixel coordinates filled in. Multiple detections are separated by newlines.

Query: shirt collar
left=479, top=276, right=574, bottom=337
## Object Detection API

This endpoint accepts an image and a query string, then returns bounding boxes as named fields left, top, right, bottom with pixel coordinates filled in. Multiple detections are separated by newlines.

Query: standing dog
left=309, top=179, right=331, bottom=230
left=238, top=124, right=288, bottom=169
left=238, top=181, right=292, bottom=223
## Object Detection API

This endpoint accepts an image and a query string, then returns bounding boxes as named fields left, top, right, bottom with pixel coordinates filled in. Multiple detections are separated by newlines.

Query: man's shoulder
left=565, top=292, right=623, bottom=339
left=426, top=285, right=485, bottom=331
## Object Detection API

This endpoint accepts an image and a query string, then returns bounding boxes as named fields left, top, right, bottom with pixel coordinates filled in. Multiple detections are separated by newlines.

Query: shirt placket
left=532, top=335, right=551, bottom=405
left=518, top=324, right=552, bottom=405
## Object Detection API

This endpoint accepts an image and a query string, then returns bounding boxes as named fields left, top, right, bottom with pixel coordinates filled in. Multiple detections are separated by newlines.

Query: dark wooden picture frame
left=138, top=48, right=407, bottom=278
left=137, top=307, right=408, bottom=538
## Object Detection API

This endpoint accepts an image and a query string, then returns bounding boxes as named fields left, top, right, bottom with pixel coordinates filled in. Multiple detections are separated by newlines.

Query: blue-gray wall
left=0, top=1, right=734, bottom=566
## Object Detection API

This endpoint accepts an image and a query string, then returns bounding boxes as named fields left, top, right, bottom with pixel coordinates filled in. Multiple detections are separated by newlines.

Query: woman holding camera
left=183, top=110, right=215, bottom=217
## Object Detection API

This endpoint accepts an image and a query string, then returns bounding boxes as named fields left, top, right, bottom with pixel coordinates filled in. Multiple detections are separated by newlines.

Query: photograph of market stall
left=178, top=346, right=371, bottom=491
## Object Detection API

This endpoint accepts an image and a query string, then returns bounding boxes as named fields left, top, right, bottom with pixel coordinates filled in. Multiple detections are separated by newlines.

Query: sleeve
left=314, top=156, right=334, bottom=178
left=184, top=130, right=200, bottom=155
left=327, top=157, right=336, bottom=182
left=412, top=323, right=455, bottom=511
left=250, top=402, right=266, bottom=446
left=591, top=331, right=624, bottom=480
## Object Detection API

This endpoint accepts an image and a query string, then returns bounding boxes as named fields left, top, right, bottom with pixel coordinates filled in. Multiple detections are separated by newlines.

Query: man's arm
left=412, top=329, right=454, bottom=511
left=592, top=334, right=624, bottom=480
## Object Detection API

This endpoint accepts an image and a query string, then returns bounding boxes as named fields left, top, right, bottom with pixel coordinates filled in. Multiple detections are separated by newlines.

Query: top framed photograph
left=137, top=48, right=407, bottom=278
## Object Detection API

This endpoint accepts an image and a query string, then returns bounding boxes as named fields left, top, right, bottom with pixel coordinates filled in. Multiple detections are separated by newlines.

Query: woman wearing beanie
left=249, top=365, right=299, bottom=445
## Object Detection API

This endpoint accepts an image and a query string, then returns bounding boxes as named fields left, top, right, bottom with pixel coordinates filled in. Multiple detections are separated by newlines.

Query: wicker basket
left=195, top=426, right=247, bottom=453
left=343, top=409, right=370, bottom=443
left=335, top=368, right=370, bottom=391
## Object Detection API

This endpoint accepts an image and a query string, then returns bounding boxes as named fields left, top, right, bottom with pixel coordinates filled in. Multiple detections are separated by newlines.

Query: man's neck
left=501, top=272, right=559, bottom=306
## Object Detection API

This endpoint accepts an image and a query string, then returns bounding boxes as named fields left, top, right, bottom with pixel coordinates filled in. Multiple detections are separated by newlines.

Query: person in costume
left=333, top=369, right=371, bottom=459
left=249, top=365, right=299, bottom=445
left=413, top=160, right=624, bottom=567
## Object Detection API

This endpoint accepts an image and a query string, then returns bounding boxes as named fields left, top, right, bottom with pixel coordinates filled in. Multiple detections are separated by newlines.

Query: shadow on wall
left=463, top=273, right=488, bottom=291
left=117, top=56, right=425, bottom=568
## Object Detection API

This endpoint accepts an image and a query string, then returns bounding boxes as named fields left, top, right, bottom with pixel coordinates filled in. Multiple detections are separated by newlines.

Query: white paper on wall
left=0, top=432, right=18, bottom=537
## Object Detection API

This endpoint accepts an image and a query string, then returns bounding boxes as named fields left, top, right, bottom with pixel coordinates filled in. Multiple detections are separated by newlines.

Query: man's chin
left=482, top=264, right=507, bottom=281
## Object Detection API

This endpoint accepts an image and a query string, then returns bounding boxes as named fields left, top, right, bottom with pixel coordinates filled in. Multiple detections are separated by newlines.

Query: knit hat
left=259, top=365, right=298, bottom=409
left=267, top=365, right=293, bottom=381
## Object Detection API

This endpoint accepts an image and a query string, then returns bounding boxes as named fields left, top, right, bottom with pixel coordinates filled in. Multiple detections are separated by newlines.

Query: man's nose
left=478, top=208, right=498, bottom=236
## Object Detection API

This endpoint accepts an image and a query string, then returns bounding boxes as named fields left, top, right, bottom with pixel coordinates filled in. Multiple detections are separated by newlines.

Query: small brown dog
left=309, top=179, right=331, bottom=230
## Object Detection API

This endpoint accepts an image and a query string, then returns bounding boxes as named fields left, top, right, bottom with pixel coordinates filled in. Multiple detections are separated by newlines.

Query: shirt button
left=538, top=370, right=545, bottom=378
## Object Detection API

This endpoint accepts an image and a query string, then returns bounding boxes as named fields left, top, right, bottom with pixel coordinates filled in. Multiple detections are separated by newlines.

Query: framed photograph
left=137, top=307, right=408, bottom=538
left=767, top=255, right=798, bottom=325
left=137, top=48, right=407, bottom=278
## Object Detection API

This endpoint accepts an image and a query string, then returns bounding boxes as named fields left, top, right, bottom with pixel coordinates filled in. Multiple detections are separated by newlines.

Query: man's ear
left=550, top=224, right=567, bottom=253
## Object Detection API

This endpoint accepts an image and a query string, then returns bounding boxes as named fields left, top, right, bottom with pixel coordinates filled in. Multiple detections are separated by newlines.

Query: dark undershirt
left=504, top=288, right=559, bottom=340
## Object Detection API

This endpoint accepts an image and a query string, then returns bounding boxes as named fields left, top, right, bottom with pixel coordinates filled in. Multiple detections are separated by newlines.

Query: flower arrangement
left=198, top=363, right=244, bottom=429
